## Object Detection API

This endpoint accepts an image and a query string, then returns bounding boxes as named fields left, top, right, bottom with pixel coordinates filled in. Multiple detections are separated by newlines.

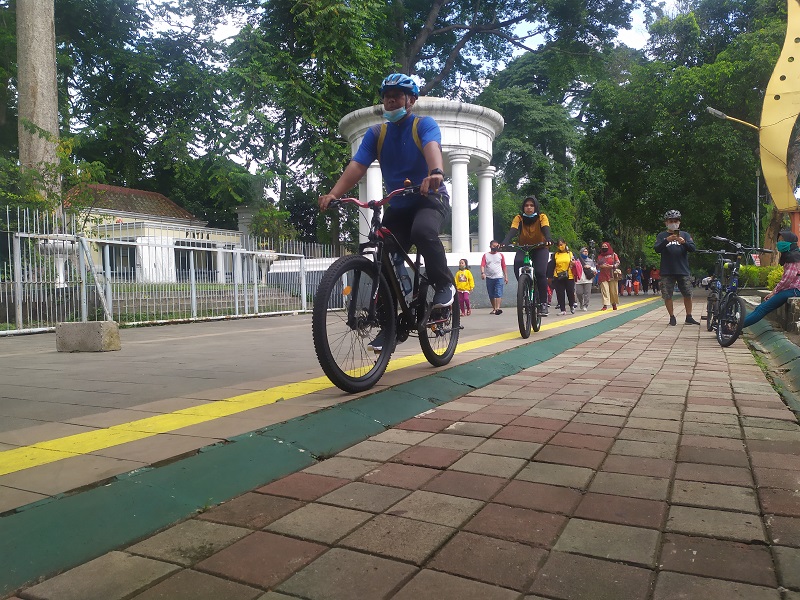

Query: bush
left=767, top=266, right=784, bottom=290
left=739, top=265, right=782, bottom=288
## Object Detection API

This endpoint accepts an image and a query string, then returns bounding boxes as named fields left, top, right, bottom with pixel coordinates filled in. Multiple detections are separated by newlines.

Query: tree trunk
left=17, top=0, right=59, bottom=206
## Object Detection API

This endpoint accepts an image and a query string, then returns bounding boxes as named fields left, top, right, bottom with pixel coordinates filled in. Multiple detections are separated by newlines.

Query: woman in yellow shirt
left=501, top=196, right=552, bottom=315
left=454, top=258, right=475, bottom=316
left=551, top=238, right=577, bottom=315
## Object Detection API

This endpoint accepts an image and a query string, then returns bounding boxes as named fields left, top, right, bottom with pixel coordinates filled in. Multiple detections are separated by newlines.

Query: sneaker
left=669, top=315, right=677, bottom=326
left=600, top=306, right=608, bottom=311
left=612, top=304, right=618, bottom=310
left=540, top=304, right=549, bottom=316
left=582, top=306, right=588, bottom=311
left=685, top=316, right=701, bottom=325
left=559, top=310, right=567, bottom=315
left=368, top=330, right=386, bottom=352
left=495, top=309, right=503, bottom=315
left=433, top=284, right=455, bottom=308
left=572, top=303, right=578, bottom=311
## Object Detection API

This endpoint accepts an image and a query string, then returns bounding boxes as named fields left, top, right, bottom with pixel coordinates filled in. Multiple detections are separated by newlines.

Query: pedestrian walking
left=481, top=240, right=508, bottom=315
left=654, top=209, right=699, bottom=326
left=552, top=239, right=578, bottom=314
left=454, top=258, right=475, bottom=317
left=596, top=241, right=620, bottom=310
left=575, top=246, right=596, bottom=311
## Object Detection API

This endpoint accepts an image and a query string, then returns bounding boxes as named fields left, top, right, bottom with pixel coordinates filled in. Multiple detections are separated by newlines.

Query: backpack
left=571, top=256, right=583, bottom=280
left=371, top=116, right=423, bottom=161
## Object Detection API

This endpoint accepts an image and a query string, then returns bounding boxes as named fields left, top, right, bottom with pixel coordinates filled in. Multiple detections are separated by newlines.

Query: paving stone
left=129, top=569, right=262, bottom=600
left=462, top=410, right=518, bottom=425
left=336, top=440, right=408, bottom=461
left=674, top=462, right=753, bottom=486
left=666, top=505, right=766, bottom=542
left=678, top=446, right=750, bottom=468
left=449, top=452, right=527, bottom=478
left=316, top=481, right=409, bottom=513
left=370, top=429, right=434, bottom=444
left=491, top=425, right=554, bottom=443
left=561, top=422, right=622, bottom=437
left=574, top=493, right=666, bottom=529
left=464, top=503, right=566, bottom=547
left=419, top=432, right=484, bottom=451
left=511, top=416, right=569, bottom=430
left=659, top=533, right=777, bottom=587
left=396, top=418, right=453, bottom=433
left=652, top=571, right=780, bottom=600
left=549, top=431, right=615, bottom=452
left=385, top=490, right=483, bottom=527
left=534, top=445, right=606, bottom=469
left=589, top=471, right=670, bottom=501
left=392, top=569, right=520, bottom=600
left=255, top=473, right=349, bottom=501
left=265, top=502, right=372, bottom=544
left=553, top=518, right=660, bottom=567
left=127, top=519, right=250, bottom=566
left=422, top=470, right=507, bottom=501
left=671, top=480, right=759, bottom=513
left=444, top=421, right=503, bottom=437
left=681, top=434, right=745, bottom=451
left=493, top=480, right=581, bottom=515
left=302, top=457, right=381, bottom=480
left=473, top=438, right=541, bottom=459
left=751, top=451, right=800, bottom=471
left=530, top=550, right=652, bottom=600
left=611, top=439, right=677, bottom=459
left=20, top=552, right=180, bottom=600
left=428, top=531, right=546, bottom=591
left=515, top=461, right=595, bottom=489
left=361, top=462, right=440, bottom=489
left=276, top=548, right=417, bottom=600
left=391, top=445, right=464, bottom=469
left=339, top=514, right=454, bottom=564
left=197, top=493, right=304, bottom=529
left=753, top=467, right=800, bottom=490
left=766, top=515, right=800, bottom=547
left=774, top=546, right=800, bottom=590
left=759, top=488, right=800, bottom=517
left=195, top=531, right=325, bottom=589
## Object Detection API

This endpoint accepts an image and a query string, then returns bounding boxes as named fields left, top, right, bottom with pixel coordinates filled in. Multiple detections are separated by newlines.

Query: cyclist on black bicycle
left=501, top=196, right=552, bottom=315
left=318, top=73, right=455, bottom=350
left=655, top=209, right=700, bottom=326
left=743, top=230, right=800, bottom=328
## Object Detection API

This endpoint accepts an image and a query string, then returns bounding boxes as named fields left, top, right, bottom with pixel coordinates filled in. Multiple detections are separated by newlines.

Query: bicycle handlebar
left=710, top=235, right=773, bottom=254
left=328, top=185, right=431, bottom=210
left=502, top=242, right=550, bottom=252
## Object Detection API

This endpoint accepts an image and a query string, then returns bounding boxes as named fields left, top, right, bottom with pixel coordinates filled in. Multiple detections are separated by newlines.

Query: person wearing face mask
left=575, top=247, right=597, bottom=311
left=500, top=195, right=552, bottom=315
left=318, top=74, right=454, bottom=352
left=743, top=231, right=800, bottom=328
left=454, top=258, right=475, bottom=317
left=596, top=241, right=620, bottom=310
left=481, top=240, right=508, bottom=314
left=551, top=239, right=578, bottom=314
left=654, top=209, right=699, bottom=326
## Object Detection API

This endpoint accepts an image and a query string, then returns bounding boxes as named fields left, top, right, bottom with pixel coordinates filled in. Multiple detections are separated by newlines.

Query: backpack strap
left=375, top=117, right=423, bottom=161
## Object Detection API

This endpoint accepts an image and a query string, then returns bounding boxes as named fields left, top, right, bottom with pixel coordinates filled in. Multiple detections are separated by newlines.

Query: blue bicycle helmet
left=380, top=73, right=419, bottom=99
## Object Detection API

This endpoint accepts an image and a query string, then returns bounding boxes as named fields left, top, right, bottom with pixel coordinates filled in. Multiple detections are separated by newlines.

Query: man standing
left=481, top=240, right=508, bottom=315
left=654, top=209, right=700, bottom=326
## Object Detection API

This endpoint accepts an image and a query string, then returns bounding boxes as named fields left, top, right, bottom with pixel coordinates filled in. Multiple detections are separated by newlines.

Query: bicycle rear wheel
left=418, top=286, right=460, bottom=367
left=312, top=255, right=396, bottom=393
left=716, top=295, right=745, bottom=347
left=705, top=294, right=716, bottom=332
left=531, top=279, right=541, bottom=332
left=517, top=274, right=533, bottom=338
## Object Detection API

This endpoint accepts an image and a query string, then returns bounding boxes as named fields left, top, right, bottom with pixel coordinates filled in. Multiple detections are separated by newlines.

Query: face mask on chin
left=383, top=106, right=407, bottom=123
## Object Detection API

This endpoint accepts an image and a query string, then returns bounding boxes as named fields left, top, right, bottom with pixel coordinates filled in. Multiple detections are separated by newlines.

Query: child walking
left=454, top=259, right=475, bottom=316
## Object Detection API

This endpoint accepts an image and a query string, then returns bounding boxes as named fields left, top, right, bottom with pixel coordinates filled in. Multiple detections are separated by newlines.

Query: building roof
left=66, top=184, right=197, bottom=220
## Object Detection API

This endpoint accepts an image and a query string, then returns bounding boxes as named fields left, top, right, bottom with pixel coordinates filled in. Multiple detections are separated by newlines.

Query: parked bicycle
left=700, top=236, right=772, bottom=347
left=503, top=243, right=548, bottom=338
left=312, top=185, right=461, bottom=393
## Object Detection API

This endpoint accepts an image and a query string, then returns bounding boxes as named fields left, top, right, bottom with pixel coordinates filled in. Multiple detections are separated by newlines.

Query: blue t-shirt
left=352, top=115, right=447, bottom=209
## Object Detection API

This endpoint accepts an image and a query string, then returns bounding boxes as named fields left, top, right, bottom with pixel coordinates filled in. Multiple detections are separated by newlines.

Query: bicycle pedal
left=701, top=316, right=707, bottom=320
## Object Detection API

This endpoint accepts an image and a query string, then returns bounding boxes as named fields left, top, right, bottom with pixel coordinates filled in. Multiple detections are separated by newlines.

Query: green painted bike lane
left=0, top=302, right=658, bottom=596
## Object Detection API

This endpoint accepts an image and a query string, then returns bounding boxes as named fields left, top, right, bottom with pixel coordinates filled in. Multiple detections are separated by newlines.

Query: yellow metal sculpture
left=760, top=0, right=800, bottom=211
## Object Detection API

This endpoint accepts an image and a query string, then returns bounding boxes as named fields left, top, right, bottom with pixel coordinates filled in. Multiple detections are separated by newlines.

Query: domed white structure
left=338, top=97, right=504, bottom=255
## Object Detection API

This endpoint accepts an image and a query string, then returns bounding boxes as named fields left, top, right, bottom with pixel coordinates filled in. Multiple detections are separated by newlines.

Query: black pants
left=382, top=196, right=451, bottom=289
left=514, top=247, right=549, bottom=306
left=553, top=277, right=576, bottom=311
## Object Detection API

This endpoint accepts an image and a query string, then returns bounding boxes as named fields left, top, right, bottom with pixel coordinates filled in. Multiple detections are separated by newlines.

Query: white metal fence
left=0, top=206, right=340, bottom=335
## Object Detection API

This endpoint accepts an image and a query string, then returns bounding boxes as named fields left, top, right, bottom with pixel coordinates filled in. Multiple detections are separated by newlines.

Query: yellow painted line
left=0, top=298, right=657, bottom=477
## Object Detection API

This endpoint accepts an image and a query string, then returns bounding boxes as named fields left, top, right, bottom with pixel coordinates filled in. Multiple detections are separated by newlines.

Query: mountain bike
left=702, top=236, right=772, bottom=347
left=504, top=243, right=548, bottom=338
left=312, top=185, right=460, bottom=393
left=698, top=249, right=736, bottom=334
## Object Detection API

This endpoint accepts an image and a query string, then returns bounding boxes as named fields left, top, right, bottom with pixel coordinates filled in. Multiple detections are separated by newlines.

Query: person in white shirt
left=481, top=240, right=508, bottom=315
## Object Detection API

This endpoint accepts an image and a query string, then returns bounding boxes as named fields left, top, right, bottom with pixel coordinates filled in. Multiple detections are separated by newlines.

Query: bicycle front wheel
left=532, top=278, right=542, bottom=332
left=312, top=255, right=396, bottom=393
left=418, top=287, right=460, bottom=367
left=517, top=274, right=533, bottom=338
left=716, top=295, right=745, bottom=347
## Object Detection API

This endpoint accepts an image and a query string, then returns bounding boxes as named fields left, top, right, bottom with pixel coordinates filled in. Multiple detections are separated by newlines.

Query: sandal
left=466, top=309, right=471, bottom=316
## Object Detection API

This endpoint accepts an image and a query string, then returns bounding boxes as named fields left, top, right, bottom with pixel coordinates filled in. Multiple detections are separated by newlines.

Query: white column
left=477, top=166, right=496, bottom=251
left=357, top=162, right=383, bottom=243
left=449, top=153, right=471, bottom=254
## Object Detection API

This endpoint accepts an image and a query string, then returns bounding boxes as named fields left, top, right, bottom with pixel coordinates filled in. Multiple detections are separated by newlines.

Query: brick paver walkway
left=9, top=309, right=800, bottom=600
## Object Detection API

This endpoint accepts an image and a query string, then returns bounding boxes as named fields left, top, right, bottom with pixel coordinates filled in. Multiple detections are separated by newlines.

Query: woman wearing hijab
left=743, top=230, right=800, bottom=327
left=501, top=195, right=552, bottom=315
left=595, top=241, right=620, bottom=310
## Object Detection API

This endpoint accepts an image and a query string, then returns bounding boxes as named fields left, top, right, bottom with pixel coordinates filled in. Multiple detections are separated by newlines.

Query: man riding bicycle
left=318, top=73, right=455, bottom=351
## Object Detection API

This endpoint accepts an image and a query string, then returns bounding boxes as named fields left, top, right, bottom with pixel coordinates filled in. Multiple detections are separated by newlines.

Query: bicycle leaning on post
left=312, top=185, right=461, bottom=393
left=701, top=236, right=772, bottom=347
left=503, top=243, right=548, bottom=338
